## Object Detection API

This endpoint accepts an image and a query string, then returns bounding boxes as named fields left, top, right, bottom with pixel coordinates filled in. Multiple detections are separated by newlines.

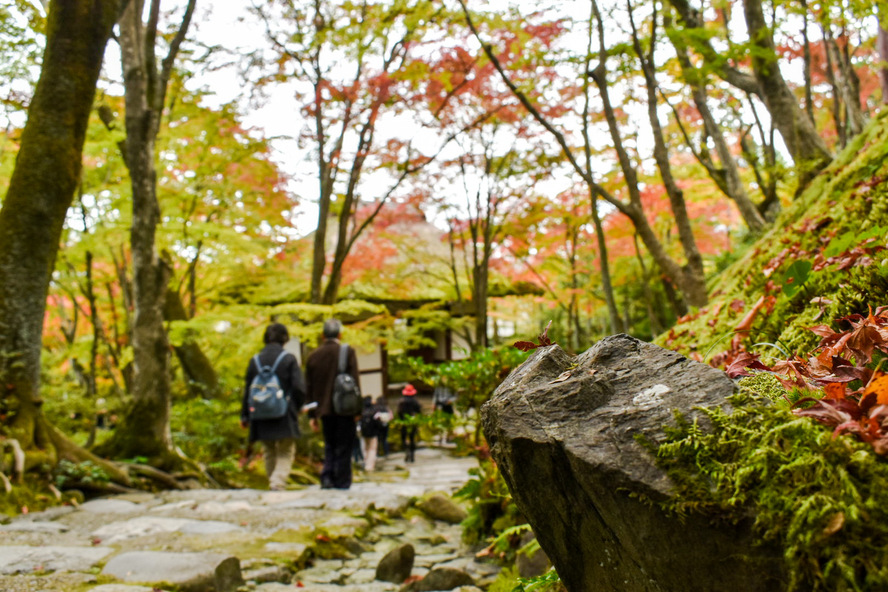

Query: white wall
left=357, top=346, right=384, bottom=398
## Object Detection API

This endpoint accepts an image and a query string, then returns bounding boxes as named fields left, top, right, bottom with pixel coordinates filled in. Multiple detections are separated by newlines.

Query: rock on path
left=0, top=447, right=496, bottom=592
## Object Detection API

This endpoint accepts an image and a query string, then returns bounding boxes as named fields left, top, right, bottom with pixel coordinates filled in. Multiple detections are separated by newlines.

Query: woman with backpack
left=241, top=323, right=306, bottom=490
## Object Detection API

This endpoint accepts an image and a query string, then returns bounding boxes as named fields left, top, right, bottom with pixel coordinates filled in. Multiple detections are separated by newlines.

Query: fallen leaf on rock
left=549, top=371, right=572, bottom=384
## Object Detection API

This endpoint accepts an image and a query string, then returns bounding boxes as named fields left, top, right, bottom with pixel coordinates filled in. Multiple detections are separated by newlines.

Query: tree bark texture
left=742, top=0, right=831, bottom=181
left=824, top=30, right=866, bottom=139
left=0, top=0, right=122, bottom=455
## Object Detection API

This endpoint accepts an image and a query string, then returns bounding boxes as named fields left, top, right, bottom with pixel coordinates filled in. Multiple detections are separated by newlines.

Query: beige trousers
left=262, top=437, right=296, bottom=490
left=361, top=436, right=378, bottom=471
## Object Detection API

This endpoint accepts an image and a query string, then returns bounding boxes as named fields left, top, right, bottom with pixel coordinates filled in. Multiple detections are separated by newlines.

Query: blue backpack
left=248, top=351, right=289, bottom=420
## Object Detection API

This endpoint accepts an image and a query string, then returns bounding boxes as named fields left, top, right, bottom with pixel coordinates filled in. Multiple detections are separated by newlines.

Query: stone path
left=0, top=447, right=496, bottom=592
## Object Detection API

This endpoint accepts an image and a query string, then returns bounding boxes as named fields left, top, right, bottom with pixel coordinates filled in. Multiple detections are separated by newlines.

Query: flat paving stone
left=0, top=446, right=486, bottom=592
left=92, top=516, right=241, bottom=543
left=0, top=520, right=69, bottom=533
left=89, top=585, right=156, bottom=592
left=102, top=550, right=242, bottom=591
left=0, top=545, right=114, bottom=574
left=195, top=500, right=255, bottom=514
left=79, top=499, right=141, bottom=514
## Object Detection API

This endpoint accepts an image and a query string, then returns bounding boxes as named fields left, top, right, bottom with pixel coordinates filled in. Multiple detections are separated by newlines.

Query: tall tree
left=94, top=0, right=197, bottom=467
left=668, top=0, right=832, bottom=183
left=665, top=15, right=768, bottom=232
left=445, top=132, right=540, bottom=351
left=879, top=8, right=888, bottom=103
left=458, top=0, right=711, bottom=307
left=620, top=0, right=708, bottom=307
left=580, top=6, right=621, bottom=334
left=254, top=0, right=448, bottom=305
left=0, top=0, right=129, bottom=476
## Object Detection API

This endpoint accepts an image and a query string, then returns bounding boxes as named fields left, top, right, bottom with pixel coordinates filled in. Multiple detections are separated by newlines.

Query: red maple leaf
left=725, top=351, right=772, bottom=378
left=514, top=320, right=556, bottom=352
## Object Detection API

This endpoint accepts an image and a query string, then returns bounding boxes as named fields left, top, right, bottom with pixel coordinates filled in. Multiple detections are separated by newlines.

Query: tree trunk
left=311, top=145, right=332, bottom=304
left=589, top=189, right=622, bottom=334
left=634, top=234, right=662, bottom=340
left=824, top=28, right=867, bottom=139
left=631, top=13, right=708, bottom=309
left=472, top=257, right=490, bottom=350
left=801, top=0, right=815, bottom=125
left=669, top=36, right=767, bottom=232
left=742, top=0, right=831, bottom=182
left=821, top=22, right=847, bottom=149
left=163, top=289, right=220, bottom=399
left=461, top=0, right=707, bottom=309
left=593, top=0, right=707, bottom=308
left=581, top=19, right=621, bottom=334
left=879, top=14, right=888, bottom=104
left=0, top=0, right=124, bottom=468
left=95, top=0, right=196, bottom=468
left=667, top=0, right=761, bottom=96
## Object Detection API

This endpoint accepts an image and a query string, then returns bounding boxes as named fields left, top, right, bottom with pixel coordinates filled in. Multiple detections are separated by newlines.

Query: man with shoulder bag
left=241, top=322, right=306, bottom=490
left=305, top=319, right=361, bottom=489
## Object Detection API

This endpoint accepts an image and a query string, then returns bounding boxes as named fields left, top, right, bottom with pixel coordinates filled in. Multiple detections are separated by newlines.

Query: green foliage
left=511, top=568, right=564, bottom=592
left=407, top=346, right=528, bottom=410
left=653, top=387, right=888, bottom=591
left=406, top=346, right=528, bottom=444
left=455, top=455, right=523, bottom=545
left=737, top=372, right=798, bottom=407
left=54, top=460, right=109, bottom=488
left=170, top=397, right=244, bottom=466
left=780, top=260, right=812, bottom=299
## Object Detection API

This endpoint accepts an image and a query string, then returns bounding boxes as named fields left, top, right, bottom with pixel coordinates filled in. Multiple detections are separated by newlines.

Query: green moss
left=0, top=480, right=77, bottom=517
left=653, top=387, right=888, bottom=591
left=737, top=373, right=790, bottom=404
left=660, top=112, right=888, bottom=358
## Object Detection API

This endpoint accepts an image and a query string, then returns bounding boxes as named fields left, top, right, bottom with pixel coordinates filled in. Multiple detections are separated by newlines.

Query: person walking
left=397, top=384, right=422, bottom=462
left=241, top=322, right=306, bottom=491
left=375, top=395, right=392, bottom=457
left=305, top=319, right=360, bottom=489
left=433, top=383, right=456, bottom=445
left=359, top=396, right=377, bottom=471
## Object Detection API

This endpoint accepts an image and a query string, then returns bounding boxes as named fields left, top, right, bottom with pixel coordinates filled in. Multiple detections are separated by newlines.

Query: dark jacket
left=241, top=343, right=306, bottom=443
left=305, top=339, right=360, bottom=419
left=397, top=396, right=422, bottom=419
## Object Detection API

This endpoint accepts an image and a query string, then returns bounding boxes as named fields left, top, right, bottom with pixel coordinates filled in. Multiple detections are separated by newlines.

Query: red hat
left=402, top=384, right=417, bottom=396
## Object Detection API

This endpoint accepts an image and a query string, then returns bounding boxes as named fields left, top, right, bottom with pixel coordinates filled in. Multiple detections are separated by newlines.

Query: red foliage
left=726, top=306, right=888, bottom=455
left=514, top=320, right=556, bottom=352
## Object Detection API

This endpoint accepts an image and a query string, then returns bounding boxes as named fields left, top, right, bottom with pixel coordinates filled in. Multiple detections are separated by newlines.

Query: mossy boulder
left=482, top=336, right=785, bottom=592
left=416, top=492, right=468, bottom=524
